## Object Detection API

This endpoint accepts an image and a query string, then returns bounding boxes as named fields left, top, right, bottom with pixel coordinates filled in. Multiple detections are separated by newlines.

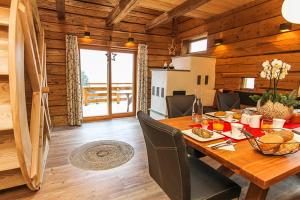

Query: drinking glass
left=213, top=119, right=224, bottom=132
left=261, top=119, right=273, bottom=130
left=200, top=119, right=209, bottom=129
left=194, top=114, right=202, bottom=123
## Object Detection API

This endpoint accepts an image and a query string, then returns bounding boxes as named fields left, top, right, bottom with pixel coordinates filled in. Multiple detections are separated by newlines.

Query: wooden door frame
left=79, top=44, right=137, bottom=122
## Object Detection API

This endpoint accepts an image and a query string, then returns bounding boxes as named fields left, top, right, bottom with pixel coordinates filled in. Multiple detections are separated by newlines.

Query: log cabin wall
left=177, top=0, right=300, bottom=94
left=37, top=0, right=173, bottom=126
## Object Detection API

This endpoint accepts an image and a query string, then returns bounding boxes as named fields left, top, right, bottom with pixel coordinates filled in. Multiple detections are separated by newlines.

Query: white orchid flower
left=260, top=59, right=291, bottom=81
left=260, top=71, right=267, bottom=78
left=262, top=60, right=271, bottom=69
left=271, top=59, right=283, bottom=68
left=279, top=72, right=286, bottom=79
left=282, top=63, right=286, bottom=69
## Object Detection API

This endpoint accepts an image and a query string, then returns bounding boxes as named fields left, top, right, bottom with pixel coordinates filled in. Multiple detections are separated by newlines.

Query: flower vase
left=257, top=100, right=294, bottom=120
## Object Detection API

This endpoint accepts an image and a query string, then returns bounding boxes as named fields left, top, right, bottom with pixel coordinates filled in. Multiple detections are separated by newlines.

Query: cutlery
left=292, top=130, right=300, bottom=135
left=204, top=113, right=221, bottom=119
left=203, top=113, right=215, bottom=118
left=210, top=139, right=233, bottom=149
left=212, top=143, right=233, bottom=150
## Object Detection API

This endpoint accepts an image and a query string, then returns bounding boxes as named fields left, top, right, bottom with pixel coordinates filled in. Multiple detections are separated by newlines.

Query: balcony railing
left=82, top=83, right=133, bottom=111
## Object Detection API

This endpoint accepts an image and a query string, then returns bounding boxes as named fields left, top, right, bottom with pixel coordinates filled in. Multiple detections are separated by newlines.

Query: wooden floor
left=0, top=117, right=300, bottom=200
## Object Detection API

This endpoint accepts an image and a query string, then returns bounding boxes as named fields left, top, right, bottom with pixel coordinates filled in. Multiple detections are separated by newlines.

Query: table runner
left=190, top=121, right=300, bottom=142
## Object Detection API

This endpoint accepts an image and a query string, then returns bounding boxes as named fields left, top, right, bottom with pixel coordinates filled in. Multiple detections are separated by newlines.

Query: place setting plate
left=204, top=112, right=227, bottom=118
left=244, top=107, right=257, bottom=112
left=204, top=111, right=239, bottom=122
left=220, top=131, right=246, bottom=140
left=223, top=119, right=239, bottom=123
left=182, top=129, right=225, bottom=142
left=293, top=133, right=300, bottom=142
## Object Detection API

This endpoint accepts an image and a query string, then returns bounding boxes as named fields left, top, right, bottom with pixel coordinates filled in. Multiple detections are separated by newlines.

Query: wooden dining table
left=160, top=116, right=300, bottom=200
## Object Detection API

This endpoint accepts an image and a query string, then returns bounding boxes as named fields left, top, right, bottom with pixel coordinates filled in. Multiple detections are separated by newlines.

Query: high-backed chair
left=166, top=94, right=204, bottom=157
left=216, top=92, right=240, bottom=111
left=166, top=95, right=195, bottom=118
left=137, top=111, right=241, bottom=200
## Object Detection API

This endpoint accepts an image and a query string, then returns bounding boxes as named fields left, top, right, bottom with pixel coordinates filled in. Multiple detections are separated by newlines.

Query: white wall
left=150, top=56, right=217, bottom=119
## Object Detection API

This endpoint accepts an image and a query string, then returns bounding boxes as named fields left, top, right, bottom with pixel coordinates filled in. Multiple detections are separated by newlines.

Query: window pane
left=111, top=52, right=134, bottom=114
left=189, top=39, right=207, bottom=53
left=242, top=78, right=255, bottom=89
left=80, top=49, right=109, bottom=117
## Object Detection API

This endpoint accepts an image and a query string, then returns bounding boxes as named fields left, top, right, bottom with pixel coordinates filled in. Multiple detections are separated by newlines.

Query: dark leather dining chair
left=166, top=95, right=195, bottom=118
left=166, top=95, right=217, bottom=117
left=166, top=94, right=204, bottom=158
left=137, top=111, right=241, bottom=200
left=216, top=92, right=240, bottom=111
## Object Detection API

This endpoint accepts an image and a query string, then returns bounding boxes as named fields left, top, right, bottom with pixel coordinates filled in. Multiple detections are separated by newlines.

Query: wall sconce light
left=80, top=31, right=92, bottom=43
left=84, top=31, right=91, bottom=39
left=214, top=39, right=223, bottom=46
left=125, top=37, right=136, bottom=48
left=279, top=23, right=292, bottom=32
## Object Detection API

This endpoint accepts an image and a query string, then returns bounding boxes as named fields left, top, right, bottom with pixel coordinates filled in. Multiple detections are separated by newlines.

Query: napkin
left=284, top=123, right=300, bottom=129
left=207, top=142, right=236, bottom=151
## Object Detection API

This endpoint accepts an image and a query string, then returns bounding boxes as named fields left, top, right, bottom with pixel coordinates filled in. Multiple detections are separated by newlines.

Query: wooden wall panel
left=37, top=0, right=173, bottom=126
left=177, top=0, right=300, bottom=94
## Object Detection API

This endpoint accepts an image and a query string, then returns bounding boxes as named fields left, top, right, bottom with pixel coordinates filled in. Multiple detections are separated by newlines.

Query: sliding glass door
left=111, top=52, right=134, bottom=114
left=80, top=48, right=135, bottom=120
left=80, top=49, right=109, bottom=118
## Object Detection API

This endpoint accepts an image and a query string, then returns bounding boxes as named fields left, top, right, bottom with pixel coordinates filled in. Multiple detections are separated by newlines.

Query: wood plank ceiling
left=62, top=0, right=257, bottom=29
left=138, top=0, right=257, bottom=18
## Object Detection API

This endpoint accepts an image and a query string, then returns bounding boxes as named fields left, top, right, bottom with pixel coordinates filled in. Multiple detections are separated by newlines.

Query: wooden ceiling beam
left=106, top=0, right=139, bottom=26
left=145, top=0, right=211, bottom=30
left=56, top=0, right=65, bottom=20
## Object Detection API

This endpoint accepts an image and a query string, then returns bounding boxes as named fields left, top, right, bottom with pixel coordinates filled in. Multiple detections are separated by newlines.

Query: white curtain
left=136, top=44, right=148, bottom=113
left=66, top=35, right=82, bottom=125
